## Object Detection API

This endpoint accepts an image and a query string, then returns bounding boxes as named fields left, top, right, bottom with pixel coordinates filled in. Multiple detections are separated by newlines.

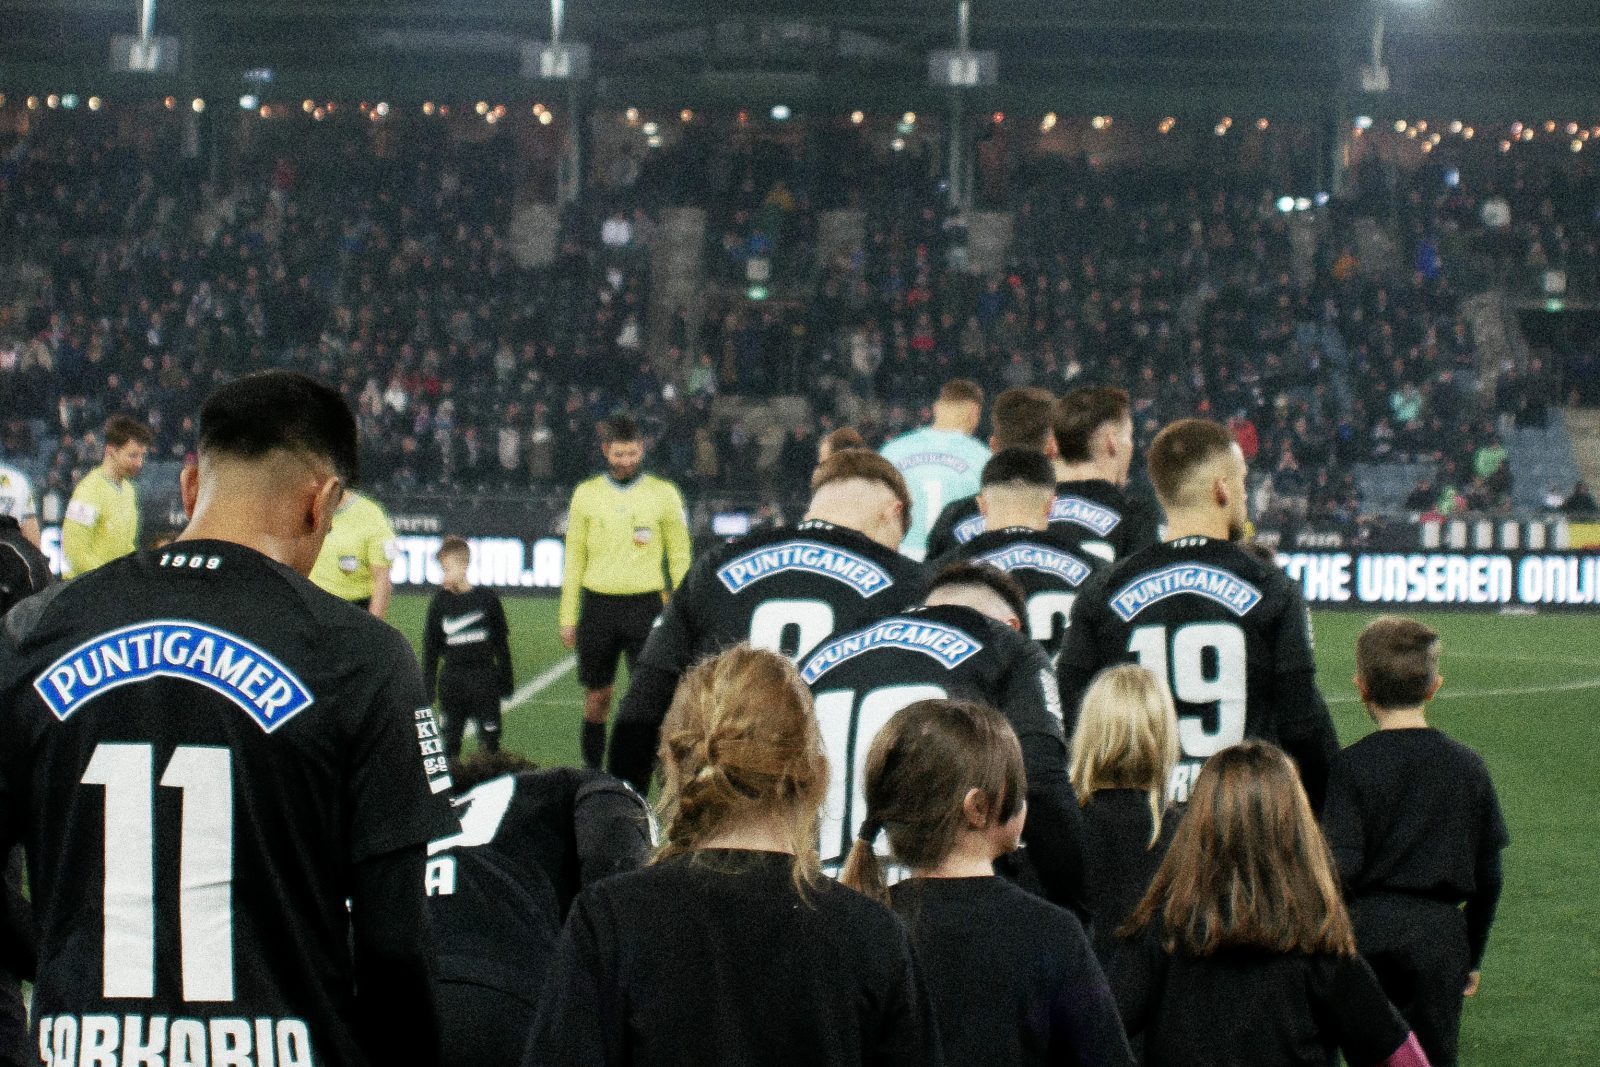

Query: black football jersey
left=1058, top=537, right=1331, bottom=803
left=611, top=521, right=928, bottom=791
left=426, top=768, right=652, bottom=997
left=926, top=479, right=1161, bottom=564
left=422, top=586, right=514, bottom=698
left=0, top=516, right=51, bottom=618
left=939, top=526, right=1105, bottom=659
left=798, top=604, right=1084, bottom=911
left=0, top=541, right=457, bottom=1066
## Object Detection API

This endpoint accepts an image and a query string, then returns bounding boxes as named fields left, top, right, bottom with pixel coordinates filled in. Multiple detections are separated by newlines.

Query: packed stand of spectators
left=4, top=110, right=1593, bottom=528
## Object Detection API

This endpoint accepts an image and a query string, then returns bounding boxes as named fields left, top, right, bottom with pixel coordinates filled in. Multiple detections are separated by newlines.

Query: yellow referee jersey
left=310, top=492, right=399, bottom=602
left=61, top=468, right=140, bottom=578
left=560, top=473, right=692, bottom=627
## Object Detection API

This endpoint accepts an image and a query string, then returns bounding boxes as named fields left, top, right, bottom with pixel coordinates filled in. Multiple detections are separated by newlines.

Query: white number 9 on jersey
left=1127, top=622, right=1248, bottom=758
left=747, top=599, right=836, bottom=662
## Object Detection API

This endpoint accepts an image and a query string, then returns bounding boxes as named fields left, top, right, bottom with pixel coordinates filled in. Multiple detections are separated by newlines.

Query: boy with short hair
left=1322, top=615, right=1509, bottom=1067
left=423, top=536, right=515, bottom=758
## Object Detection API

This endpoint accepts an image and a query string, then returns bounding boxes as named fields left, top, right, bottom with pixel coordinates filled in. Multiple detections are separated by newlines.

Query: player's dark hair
left=1355, top=616, right=1442, bottom=710
left=105, top=414, right=153, bottom=449
left=449, top=751, right=539, bottom=794
left=198, top=372, right=360, bottom=486
left=1122, top=741, right=1355, bottom=957
left=655, top=645, right=828, bottom=896
left=938, top=379, right=985, bottom=408
left=811, top=448, right=914, bottom=527
left=927, top=562, right=1028, bottom=625
left=437, top=535, right=471, bottom=563
left=604, top=414, right=642, bottom=444
left=840, top=699, right=1025, bottom=904
left=1146, top=418, right=1236, bottom=508
left=819, top=426, right=866, bottom=459
left=981, top=448, right=1055, bottom=491
left=991, top=387, right=1056, bottom=451
left=1052, top=387, right=1129, bottom=462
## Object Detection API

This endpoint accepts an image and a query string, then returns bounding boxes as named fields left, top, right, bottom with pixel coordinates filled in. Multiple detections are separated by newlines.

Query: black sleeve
left=0, top=850, right=31, bottom=982
left=1318, top=755, right=1365, bottom=888
left=1006, top=641, right=1089, bottom=916
left=608, top=663, right=681, bottom=794
left=1274, top=674, right=1338, bottom=813
left=867, top=926, right=945, bottom=1067
left=1314, top=955, right=1412, bottom=1067
left=522, top=893, right=621, bottom=1067
left=1465, top=831, right=1504, bottom=972
left=573, top=776, right=654, bottom=887
left=490, top=595, right=515, bottom=697
left=421, top=597, right=443, bottom=700
left=350, top=844, right=444, bottom=1067
left=1048, top=919, right=1136, bottom=1067
left=1105, top=931, right=1165, bottom=1040
left=1057, top=586, right=1108, bottom=740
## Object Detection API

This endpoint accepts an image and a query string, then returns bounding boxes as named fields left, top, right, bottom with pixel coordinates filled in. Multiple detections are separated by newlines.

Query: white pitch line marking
left=503, top=655, right=577, bottom=711
left=1324, top=675, right=1600, bottom=705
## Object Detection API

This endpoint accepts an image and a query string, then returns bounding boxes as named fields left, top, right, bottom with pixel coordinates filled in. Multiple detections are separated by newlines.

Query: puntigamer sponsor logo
left=801, top=619, right=980, bottom=683
left=1050, top=496, right=1121, bottom=536
left=34, top=620, right=314, bottom=732
left=953, top=515, right=986, bottom=544
left=717, top=540, right=893, bottom=598
left=977, top=544, right=1093, bottom=586
left=1111, top=565, right=1264, bottom=621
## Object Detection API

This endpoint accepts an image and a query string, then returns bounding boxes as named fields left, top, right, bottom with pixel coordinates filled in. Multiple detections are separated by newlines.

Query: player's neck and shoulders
left=1115, top=534, right=1283, bottom=583
left=578, top=469, right=672, bottom=497
left=884, top=425, right=985, bottom=458
left=959, top=524, right=1087, bottom=560
left=1342, top=720, right=1484, bottom=774
left=711, top=519, right=918, bottom=573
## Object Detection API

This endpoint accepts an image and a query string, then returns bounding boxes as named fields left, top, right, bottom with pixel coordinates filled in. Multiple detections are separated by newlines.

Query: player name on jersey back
left=39, top=1013, right=315, bottom=1067
left=801, top=619, right=980, bottom=683
left=33, top=620, right=314, bottom=730
left=716, top=540, right=893, bottom=597
left=1110, top=564, right=1264, bottom=621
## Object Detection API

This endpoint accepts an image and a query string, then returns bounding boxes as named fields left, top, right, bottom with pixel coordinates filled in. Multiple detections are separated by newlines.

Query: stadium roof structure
left=4, top=0, right=1600, bottom=117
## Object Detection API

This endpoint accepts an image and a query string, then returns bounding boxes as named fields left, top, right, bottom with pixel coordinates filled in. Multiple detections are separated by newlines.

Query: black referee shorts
left=575, top=590, right=662, bottom=690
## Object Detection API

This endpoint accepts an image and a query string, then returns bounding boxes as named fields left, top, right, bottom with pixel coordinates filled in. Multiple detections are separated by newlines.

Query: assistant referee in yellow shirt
left=560, top=414, right=692, bottom=768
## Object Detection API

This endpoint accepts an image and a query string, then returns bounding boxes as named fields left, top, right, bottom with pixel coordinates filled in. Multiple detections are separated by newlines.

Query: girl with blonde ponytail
left=840, top=699, right=1132, bottom=1067
left=523, top=645, right=940, bottom=1067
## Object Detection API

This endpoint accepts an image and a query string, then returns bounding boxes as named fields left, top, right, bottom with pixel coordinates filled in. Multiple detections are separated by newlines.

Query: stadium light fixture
left=771, top=105, right=791, bottom=121
left=240, top=94, right=258, bottom=111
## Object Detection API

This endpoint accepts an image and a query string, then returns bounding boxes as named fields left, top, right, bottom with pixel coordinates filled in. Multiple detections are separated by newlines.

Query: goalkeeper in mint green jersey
left=880, top=379, right=991, bottom=560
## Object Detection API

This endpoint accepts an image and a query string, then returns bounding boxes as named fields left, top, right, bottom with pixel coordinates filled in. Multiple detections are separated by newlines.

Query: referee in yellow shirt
left=310, top=489, right=399, bottom=618
left=561, top=414, right=692, bottom=768
left=61, top=415, right=152, bottom=578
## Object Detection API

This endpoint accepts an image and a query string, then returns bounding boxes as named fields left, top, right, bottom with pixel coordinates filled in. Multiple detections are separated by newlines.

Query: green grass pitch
left=391, top=595, right=1600, bottom=1063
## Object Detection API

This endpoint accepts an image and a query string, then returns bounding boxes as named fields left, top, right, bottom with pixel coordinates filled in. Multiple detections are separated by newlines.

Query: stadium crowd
left=1, top=108, right=1592, bottom=527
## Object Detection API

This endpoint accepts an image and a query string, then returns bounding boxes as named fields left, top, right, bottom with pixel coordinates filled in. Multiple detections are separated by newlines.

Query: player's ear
left=309, top=475, right=342, bottom=535
left=1353, top=675, right=1370, bottom=703
left=976, top=495, right=990, bottom=519
left=179, top=461, right=200, bottom=518
left=1427, top=675, right=1443, bottom=700
left=1004, top=613, right=1023, bottom=632
left=961, top=788, right=989, bottom=829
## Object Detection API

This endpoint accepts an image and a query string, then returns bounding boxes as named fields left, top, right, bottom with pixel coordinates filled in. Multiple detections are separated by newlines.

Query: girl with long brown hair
left=1110, top=741, right=1429, bottom=1067
left=523, top=645, right=939, bottom=1067
left=841, top=698, right=1131, bottom=1067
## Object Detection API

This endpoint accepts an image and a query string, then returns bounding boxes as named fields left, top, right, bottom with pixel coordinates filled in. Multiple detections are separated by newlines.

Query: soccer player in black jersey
left=1058, top=418, right=1338, bottom=807
left=608, top=448, right=926, bottom=793
left=939, top=449, right=1104, bottom=660
left=426, top=751, right=652, bottom=1067
left=0, top=513, right=51, bottom=619
left=423, top=536, right=515, bottom=757
left=926, top=386, right=1057, bottom=560
left=0, top=372, right=457, bottom=1066
left=929, top=386, right=1160, bottom=563
left=799, top=563, right=1086, bottom=913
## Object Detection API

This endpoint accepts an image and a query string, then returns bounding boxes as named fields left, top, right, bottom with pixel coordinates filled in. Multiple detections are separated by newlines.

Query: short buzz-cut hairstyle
left=1053, top=387, right=1129, bottom=463
left=105, top=415, right=154, bottom=449
left=198, top=371, right=359, bottom=485
left=1146, top=418, right=1237, bottom=508
left=1355, top=616, right=1442, bottom=710
left=938, top=379, right=985, bottom=408
left=811, top=448, right=913, bottom=523
left=981, top=448, right=1055, bottom=491
left=991, top=387, right=1056, bottom=451
left=437, top=535, right=471, bottom=563
left=927, top=561, right=1028, bottom=625
left=603, top=414, right=642, bottom=444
